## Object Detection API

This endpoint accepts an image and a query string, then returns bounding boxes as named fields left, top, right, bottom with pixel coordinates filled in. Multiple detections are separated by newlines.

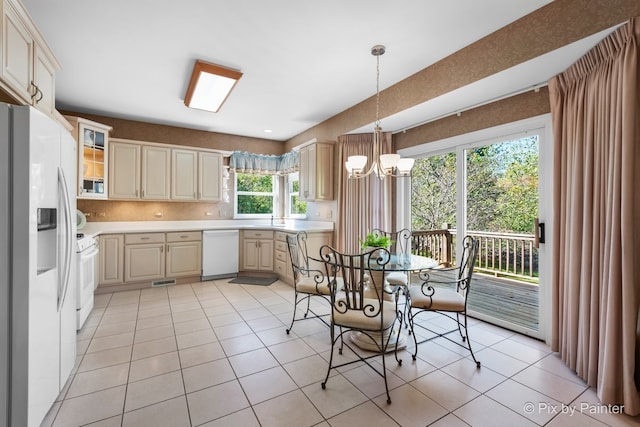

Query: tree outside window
left=235, top=173, right=276, bottom=216
left=287, top=172, right=306, bottom=217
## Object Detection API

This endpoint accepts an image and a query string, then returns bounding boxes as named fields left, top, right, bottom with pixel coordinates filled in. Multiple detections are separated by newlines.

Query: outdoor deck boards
left=408, top=270, right=539, bottom=331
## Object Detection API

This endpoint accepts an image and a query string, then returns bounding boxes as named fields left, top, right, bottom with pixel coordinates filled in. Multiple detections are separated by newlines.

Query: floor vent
left=152, top=279, right=176, bottom=287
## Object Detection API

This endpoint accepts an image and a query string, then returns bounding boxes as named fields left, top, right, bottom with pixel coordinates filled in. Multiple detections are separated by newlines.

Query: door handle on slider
left=534, top=218, right=545, bottom=247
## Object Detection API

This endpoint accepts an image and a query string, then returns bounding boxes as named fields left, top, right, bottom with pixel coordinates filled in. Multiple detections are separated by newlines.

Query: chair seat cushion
left=385, top=271, right=408, bottom=285
left=297, top=276, right=342, bottom=295
left=409, top=286, right=465, bottom=311
left=333, top=298, right=397, bottom=330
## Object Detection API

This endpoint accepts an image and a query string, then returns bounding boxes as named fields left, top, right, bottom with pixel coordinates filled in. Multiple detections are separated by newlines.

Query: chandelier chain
left=345, top=44, right=414, bottom=179
left=375, top=52, right=381, bottom=127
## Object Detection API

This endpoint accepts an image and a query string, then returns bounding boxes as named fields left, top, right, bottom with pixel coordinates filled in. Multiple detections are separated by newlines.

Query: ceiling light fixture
left=346, top=45, right=414, bottom=179
left=184, top=60, right=242, bottom=113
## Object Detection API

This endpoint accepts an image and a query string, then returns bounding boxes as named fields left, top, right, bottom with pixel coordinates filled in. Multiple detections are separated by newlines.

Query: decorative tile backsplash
left=77, top=200, right=233, bottom=222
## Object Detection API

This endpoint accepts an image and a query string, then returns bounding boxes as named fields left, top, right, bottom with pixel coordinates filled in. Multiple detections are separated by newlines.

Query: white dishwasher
left=202, top=230, right=239, bottom=280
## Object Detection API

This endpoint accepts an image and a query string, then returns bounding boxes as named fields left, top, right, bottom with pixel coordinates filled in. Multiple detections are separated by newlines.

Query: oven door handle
left=81, top=246, right=99, bottom=259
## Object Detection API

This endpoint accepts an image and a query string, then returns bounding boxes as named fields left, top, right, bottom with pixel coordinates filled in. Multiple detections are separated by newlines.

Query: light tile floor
left=41, top=279, right=640, bottom=427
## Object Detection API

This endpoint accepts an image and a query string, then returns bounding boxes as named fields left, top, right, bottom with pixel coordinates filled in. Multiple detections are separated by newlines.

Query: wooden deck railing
left=410, top=229, right=453, bottom=266
left=411, top=229, right=539, bottom=282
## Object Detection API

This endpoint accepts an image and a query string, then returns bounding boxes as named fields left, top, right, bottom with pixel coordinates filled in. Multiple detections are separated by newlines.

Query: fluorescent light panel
left=184, top=60, right=242, bottom=113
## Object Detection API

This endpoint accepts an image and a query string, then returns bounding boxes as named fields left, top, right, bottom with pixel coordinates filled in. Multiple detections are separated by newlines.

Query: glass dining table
left=315, top=251, right=440, bottom=352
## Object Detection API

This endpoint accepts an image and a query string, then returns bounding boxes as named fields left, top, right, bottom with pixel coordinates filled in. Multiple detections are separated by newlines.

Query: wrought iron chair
left=285, top=231, right=340, bottom=334
left=319, top=245, right=403, bottom=404
left=369, top=228, right=412, bottom=287
left=406, top=235, right=481, bottom=368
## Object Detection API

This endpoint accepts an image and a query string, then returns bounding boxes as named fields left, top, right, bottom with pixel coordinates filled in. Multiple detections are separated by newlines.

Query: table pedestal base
left=349, top=326, right=407, bottom=353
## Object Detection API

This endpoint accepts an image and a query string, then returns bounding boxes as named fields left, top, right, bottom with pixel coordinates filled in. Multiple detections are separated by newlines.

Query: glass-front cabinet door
left=80, top=124, right=106, bottom=196
left=65, top=116, right=112, bottom=199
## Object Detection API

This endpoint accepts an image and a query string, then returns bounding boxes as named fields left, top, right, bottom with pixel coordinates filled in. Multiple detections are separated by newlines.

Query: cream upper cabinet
left=299, top=142, right=334, bottom=201
left=1, top=0, right=60, bottom=116
left=107, top=138, right=223, bottom=202
left=32, top=44, right=55, bottom=116
left=171, top=149, right=197, bottom=201
left=109, top=141, right=140, bottom=199
left=141, top=145, right=170, bottom=200
left=198, top=151, right=222, bottom=201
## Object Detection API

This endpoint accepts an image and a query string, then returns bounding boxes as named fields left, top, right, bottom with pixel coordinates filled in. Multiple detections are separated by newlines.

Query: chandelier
left=345, top=45, right=415, bottom=179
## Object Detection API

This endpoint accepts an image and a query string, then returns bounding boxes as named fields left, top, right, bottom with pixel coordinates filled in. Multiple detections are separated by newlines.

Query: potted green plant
left=360, top=232, right=393, bottom=252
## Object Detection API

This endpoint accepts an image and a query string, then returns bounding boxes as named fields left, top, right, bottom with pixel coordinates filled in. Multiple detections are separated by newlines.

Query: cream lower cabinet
left=166, top=231, right=202, bottom=277
left=124, top=233, right=165, bottom=282
left=274, top=230, right=334, bottom=286
left=98, top=234, right=124, bottom=285
left=274, top=232, right=293, bottom=283
left=242, top=230, right=274, bottom=271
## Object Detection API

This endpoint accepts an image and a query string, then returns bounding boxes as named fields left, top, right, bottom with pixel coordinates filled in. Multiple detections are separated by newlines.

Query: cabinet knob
left=180, top=235, right=188, bottom=239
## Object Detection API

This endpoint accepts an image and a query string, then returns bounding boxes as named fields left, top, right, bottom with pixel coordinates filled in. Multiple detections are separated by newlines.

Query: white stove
left=76, top=233, right=98, bottom=253
left=75, top=233, right=99, bottom=329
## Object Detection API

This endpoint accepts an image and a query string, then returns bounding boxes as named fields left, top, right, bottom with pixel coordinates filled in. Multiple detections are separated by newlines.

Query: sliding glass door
left=403, top=115, right=553, bottom=341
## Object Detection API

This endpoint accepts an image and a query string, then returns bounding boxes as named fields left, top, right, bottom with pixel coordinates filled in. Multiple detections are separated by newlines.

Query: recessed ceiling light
left=184, top=60, right=242, bottom=113
left=264, top=129, right=273, bottom=133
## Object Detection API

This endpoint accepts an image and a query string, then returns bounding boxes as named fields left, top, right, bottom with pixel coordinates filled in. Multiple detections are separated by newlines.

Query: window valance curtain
left=229, top=150, right=299, bottom=175
left=549, top=17, right=640, bottom=416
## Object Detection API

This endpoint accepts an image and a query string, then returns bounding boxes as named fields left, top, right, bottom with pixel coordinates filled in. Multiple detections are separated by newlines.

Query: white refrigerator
left=0, top=103, right=77, bottom=427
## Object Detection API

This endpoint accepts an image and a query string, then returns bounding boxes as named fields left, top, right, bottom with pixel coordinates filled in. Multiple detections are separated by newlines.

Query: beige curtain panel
left=335, top=132, right=393, bottom=253
left=549, top=18, right=640, bottom=415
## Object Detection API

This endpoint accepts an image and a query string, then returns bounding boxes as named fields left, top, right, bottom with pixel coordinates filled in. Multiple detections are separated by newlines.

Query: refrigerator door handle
left=58, top=167, right=73, bottom=310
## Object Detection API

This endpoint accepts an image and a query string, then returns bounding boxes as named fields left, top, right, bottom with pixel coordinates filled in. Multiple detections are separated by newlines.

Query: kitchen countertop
left=78, top=219, right=334, bottom=238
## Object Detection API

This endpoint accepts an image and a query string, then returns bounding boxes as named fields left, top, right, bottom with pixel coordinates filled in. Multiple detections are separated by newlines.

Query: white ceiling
left=21, top=0, right=616, bottom=142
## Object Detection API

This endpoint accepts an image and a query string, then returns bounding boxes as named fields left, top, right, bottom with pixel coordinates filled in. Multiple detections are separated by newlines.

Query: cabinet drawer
left=125, top=233, right=165, bottom=244
left=275, top=240, right=288, bottom=253
left=275, top=249, right=288, bottom=263
left=166, top=231, right=201, bottom=242
left=275, top=259, right=288, bottom=276
left=275, top=231, right=290, bottom=242
left=243, top=230, right=274, bottom=239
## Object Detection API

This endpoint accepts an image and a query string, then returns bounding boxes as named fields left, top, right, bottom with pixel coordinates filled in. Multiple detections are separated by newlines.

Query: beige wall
left=395, top=88, right=551, bottom=150
left=61, top=110, right=285, bottom=154
left=283, top=0, right=640, bottom=152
